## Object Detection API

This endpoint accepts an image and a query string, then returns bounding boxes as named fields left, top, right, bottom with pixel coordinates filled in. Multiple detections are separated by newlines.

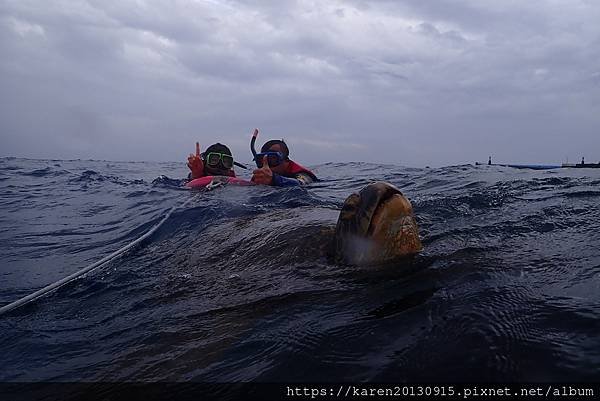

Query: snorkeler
left=250, top=134, right=317, bottom=186
left=187, top=142, right=238, bottom=179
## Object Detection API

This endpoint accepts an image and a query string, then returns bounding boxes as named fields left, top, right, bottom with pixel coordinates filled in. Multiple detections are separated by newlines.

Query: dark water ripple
left=1, top=157, right=600, bottom=382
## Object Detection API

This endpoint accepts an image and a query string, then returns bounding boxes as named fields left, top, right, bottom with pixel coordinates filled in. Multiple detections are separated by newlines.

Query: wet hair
left=203, top=143, right=232, bottom=158
left=261, top=139, right=289, bottom=159
left=202, top=142, right=234, bottom=176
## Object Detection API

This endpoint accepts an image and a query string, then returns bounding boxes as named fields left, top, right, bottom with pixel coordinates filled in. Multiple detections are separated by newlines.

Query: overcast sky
left=1, top=0, right=599, bottom=167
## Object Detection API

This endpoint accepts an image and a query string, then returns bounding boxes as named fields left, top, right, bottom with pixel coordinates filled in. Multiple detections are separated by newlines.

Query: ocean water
left=1, top=157, right=600, bottom=382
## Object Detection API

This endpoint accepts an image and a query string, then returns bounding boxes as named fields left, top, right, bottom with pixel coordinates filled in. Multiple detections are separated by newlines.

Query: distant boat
left=477, top=155, right=600, bottom=170
left=475, top=162, right=561, bottom=170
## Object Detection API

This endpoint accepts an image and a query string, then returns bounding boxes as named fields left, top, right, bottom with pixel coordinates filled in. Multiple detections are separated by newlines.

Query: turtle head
left=333, top=182, right=422, bottom=265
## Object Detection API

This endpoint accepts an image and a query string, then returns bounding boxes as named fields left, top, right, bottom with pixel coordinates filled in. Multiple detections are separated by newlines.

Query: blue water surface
left=1, top=157, right=600, bottom=382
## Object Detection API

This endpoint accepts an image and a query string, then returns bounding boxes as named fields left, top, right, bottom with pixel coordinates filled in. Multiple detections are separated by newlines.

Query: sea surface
left=1, top=157, right=600, bottom=383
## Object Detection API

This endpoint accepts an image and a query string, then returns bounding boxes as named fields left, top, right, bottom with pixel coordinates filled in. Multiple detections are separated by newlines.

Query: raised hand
left=187, top=142, right=204, bottom=179
left=251, top=155, right=273, bottom=185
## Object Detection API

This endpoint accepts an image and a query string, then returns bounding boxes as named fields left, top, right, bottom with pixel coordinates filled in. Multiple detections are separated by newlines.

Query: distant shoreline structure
left=560, top=162, right=600, bottom=168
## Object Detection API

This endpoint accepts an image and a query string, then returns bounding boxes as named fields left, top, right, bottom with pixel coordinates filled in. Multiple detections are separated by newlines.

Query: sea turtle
left=331, top=181, right=422, bottom=265
left=179, top=180, right=422, bottom=268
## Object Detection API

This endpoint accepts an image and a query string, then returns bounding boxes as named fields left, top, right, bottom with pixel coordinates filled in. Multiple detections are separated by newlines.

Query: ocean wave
left=1, top=159, right=599, bottom=382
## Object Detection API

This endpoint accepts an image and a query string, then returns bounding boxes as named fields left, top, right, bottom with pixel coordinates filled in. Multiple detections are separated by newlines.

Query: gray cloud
left=1, top=0, right=599, bottom=166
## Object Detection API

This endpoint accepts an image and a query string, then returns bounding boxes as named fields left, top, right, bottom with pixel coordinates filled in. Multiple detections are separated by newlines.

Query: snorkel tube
left=250, top=128, right=259, bottom=167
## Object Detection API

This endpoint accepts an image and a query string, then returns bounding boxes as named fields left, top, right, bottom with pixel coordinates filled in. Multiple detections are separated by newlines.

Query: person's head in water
left=203, top=143, right=234, bottom=176
left=259, top=139, right=290, bottom=175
